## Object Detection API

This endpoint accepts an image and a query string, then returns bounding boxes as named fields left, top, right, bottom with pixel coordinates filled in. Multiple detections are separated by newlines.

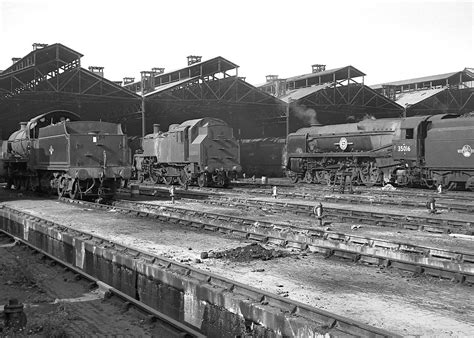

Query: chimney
left=266, top=75, right=279, bottom=82
left=123, top=77, right=135, bottom=84
left=312, top=64, right=326, bottom=73
left=113, top=81, right=123, bottom=86
left=153, top=124, right=160, bottom=133
left=32, top=43, right=48, bottom=50
left=152, top=67, right=165, bottom=74
left=187, top=55, right=202, bottom=66
left=19, top=122, right=27, bottom=131
left=141, top=71, right=156, bottom=93
left=12, top=57, right=21, bottom=64
left=88, top=66, right=104, bottom=77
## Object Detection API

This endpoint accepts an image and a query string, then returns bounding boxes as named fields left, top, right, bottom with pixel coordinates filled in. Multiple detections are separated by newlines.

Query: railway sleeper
left=399, top=245, right=430, bottom=255
left=217, top=228, right=231, bottom=235
left=428, top=250, right=463, bottom=262
left=402, top=223, right=423, bottom=231
left=423, top=267, right=466, bottom=283
left=332, top=250, right=361, bottom=262
left=347, top=237, right=371, bottom=246
left=231, top=229, right=249, bottom=238
left=266, top=238, right=286, bottom=246
left=464, top=274, right=474, bottom=285
left=358, top=255, right=385, bottom=266
left=372, top=240, right=400, bottom=250
left=459, top=253, right=474, bottom=264
left=389, top=261, right=424, bottom=274
left=247, top=233, right=268, bottom=242
left=203, top=224, right=218, bottom=232
left=307, top=245, right=333, bottom=256
left=189, top=222, right=204, bottom=229
left=285, top=241, right=308, bottom=251
left=420, top=225, right=447, bottom=234
left=326, top=233, right=348, bottom=242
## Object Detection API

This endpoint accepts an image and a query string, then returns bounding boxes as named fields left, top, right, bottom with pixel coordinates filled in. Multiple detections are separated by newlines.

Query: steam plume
left=292, top=105, right=320, bottom=125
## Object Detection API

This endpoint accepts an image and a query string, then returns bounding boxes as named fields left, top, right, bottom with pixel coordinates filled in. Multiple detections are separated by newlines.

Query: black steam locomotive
left=1, top=110, right=132, bottom=199
left=133, top=117, right=241, bottom=187
left=285, top=114, right=474, bottom=190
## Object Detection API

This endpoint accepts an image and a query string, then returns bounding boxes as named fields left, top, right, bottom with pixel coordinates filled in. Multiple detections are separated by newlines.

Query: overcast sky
left=0, top=0, right=472, bottom=86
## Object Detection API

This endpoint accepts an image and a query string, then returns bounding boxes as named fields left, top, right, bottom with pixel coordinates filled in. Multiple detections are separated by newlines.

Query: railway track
left=59, top=197, right=474, bottom=285
left=132, top=186, right=474, bottom=235
left=231, top=186, right=474, bottom=214
left=237, top=183, right=474, bottom=203
left=132, top=182, right=474, bottom=214
left=234, top=180, right=474, bottom=203
left=0, top=228, right=204, bottom=338
left=0, top=204, right=396, bottom=337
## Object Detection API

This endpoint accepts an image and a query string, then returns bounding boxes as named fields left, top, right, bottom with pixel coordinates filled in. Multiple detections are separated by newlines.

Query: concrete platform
left=1, top=197, right=473, bottom=336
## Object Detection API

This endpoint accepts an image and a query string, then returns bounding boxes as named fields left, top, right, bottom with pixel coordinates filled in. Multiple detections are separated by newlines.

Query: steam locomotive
left=285, top=114, right=474, bottom=190
left=133, top=117, right=241, bottom=187
left=1, top=110, right=132, bottom=199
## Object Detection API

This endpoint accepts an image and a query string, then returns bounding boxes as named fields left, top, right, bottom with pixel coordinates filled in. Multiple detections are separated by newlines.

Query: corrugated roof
left=124, top=56, right=238, bottom=92
left=143, top=77, right=199, bottom=97
left=395, top=87, right=446, bottom=107
left=286, top=65, right=365, bottom=83
left=0, top=43, right=83, bottom=77
left=371, top=69, right=474, bottom=89
left=279, top=83, right=330, bottom=103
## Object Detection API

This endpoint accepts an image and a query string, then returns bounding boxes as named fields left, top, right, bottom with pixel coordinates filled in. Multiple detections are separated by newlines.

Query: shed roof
left=285, top=65, right=365, bottom=83
left=279, top=83, right=331, bottom=103
left=395, top=87, right=446, bottom=107
left=371, top=69, right=474, bottom=90
left=124, top=56, right=238, bottom=93
left=143, top=77, right=199, bottom=97
left=0, top=43, right=83, bottom=76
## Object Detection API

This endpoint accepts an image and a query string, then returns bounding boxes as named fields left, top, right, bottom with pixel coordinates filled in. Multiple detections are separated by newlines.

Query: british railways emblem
left=457, top=145, right=472, bottom=158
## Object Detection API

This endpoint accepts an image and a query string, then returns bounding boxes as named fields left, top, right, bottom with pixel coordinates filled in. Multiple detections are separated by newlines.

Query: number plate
left=397, top=145, right=411, bottom=152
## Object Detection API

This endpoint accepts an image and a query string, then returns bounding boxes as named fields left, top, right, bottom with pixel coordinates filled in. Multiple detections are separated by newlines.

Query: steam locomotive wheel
left=57, top=178, right=67, bottom=197
left=150, top=171, right=162, bottom=184
left=304, top=170, right=314, bottom=184
left=177, top=172, right=189, bottom=187
left=286, top=171, right=298, bottom=184
left=315, top=170, right=329, bottom=185
left=360, top=164, right=380, bottom=187
left=13, top=176, right=22, bottom=190
left=163, top=176, right=173, bottom=186
left=197, top=174, right=208, bottom=188
left=69, top=180, right=81, bottom=200
left=465, top=177, right=474, bottom=191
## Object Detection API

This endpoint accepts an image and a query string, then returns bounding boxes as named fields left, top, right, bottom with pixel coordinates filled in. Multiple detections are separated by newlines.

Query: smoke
left=362, top=114, right=376, bottom=120
left=292, top=105, right=320, bottom=125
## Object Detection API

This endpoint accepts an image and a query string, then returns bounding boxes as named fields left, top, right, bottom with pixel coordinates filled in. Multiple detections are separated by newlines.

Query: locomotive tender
left=133, top=117, right=241, bottom=187
left=286, top=114, right=474, bottom=190
left=1, top=110, right=132, bottom=199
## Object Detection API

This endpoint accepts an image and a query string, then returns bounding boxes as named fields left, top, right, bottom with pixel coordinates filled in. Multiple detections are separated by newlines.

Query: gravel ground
left=136, top=197, right=474, bottom=253
left=0, top=234, right=154, bottom=336
left=2, top=197, right=473, bottom=336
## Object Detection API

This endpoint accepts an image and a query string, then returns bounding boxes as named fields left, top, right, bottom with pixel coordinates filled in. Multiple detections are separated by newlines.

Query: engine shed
left=124, top=56, right=286, bottom=139
left=371, top=68, right=474, bottom=116
left=0, top=43, right=142, bottom=140
left=0, top=44, right=286, bottom=141
left=258, top=65, right=405, bottom=131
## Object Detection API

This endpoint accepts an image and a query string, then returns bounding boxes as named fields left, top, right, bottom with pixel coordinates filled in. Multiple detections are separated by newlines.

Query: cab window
left=404, top=128, right=414, bottom=139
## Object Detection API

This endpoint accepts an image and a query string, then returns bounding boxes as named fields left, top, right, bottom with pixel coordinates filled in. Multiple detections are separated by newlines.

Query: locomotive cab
left=392, top=116, right=430, bottom=163
left=286, top=133, right=307, bottom=173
